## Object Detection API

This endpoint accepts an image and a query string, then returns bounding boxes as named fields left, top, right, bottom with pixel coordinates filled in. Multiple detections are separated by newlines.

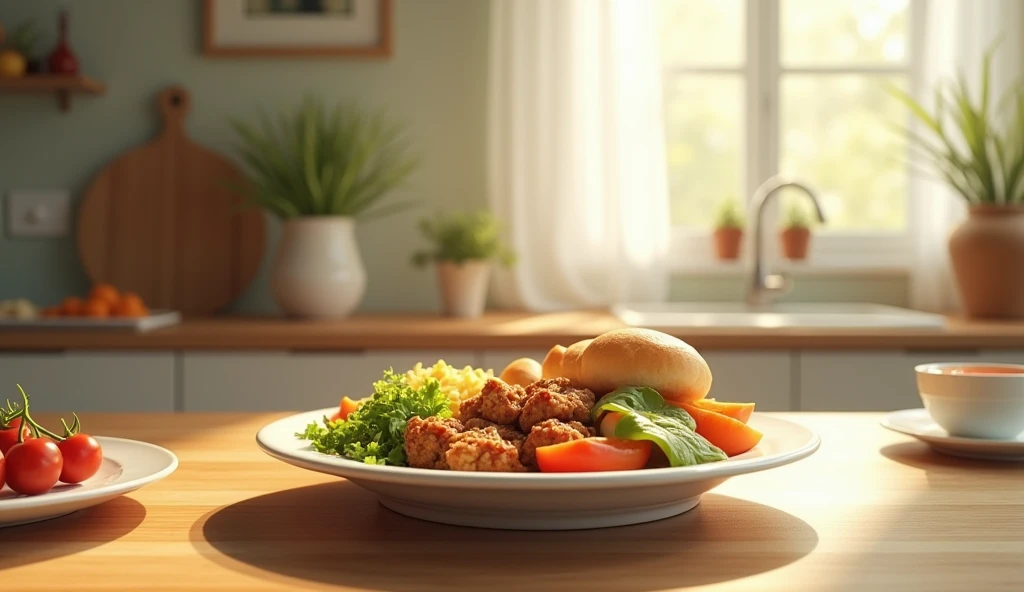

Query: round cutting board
left=77, top=86, right=265, bottom=315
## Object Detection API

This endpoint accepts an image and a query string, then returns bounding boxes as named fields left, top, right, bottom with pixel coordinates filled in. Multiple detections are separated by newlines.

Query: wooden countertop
left=4, top=311, right=1024, bottom=351
left=2, top=412, right=1021, bottom=591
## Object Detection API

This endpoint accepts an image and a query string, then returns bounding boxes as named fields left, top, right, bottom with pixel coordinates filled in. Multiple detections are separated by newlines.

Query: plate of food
left=0, top=286, right=181, bottom=332
left=0, top=387, right=178, bottom=527
left=257, top=328, right=820, bottom=530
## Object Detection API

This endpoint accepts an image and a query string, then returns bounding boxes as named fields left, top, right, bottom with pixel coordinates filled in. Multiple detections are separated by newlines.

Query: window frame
left=664, top=0, right=923, bottom=273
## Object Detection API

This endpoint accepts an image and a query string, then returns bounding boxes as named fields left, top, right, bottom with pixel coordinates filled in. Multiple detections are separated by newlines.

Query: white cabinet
left=798, top=350, right=982, bottom=411
left=0, top=352, right=175, bottom=412
left=182, top=350, right=476, bottom=411
left=702, top=351, right=794, bottom=411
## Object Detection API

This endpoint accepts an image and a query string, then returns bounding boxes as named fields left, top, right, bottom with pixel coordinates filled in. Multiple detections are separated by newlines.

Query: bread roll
left=541, top=345, right=566, bottom=379
left=499, top=357, right=543, bottom=387
left=579, top=328, right=711, bottom=402
left=560, top=339, right=593, bottom=384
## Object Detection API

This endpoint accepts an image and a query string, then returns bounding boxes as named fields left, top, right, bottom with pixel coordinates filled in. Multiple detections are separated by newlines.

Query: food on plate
left=678, top=403, right=764, bottom=457
left=499, top=357, right=543, bottom=387
left=42, top=286, right=150, bottom=319
left=0, top=385, right=104, bottom=496
left=0, top=298, right=38, bottom=319
left=535, top=437, right=653, bottom=473
left=299, top=328, right=760, bottom=473
left=404, top=360, right=493, bottom=411
left=0, top=449, right=4, bottom=489
left=685, top=399, right=755, bottom=424
left=112, top=292, right=149, bottom=318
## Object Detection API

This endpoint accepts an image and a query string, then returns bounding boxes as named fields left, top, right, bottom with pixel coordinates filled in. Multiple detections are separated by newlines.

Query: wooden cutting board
left=77, top=86, right=265, bottom=315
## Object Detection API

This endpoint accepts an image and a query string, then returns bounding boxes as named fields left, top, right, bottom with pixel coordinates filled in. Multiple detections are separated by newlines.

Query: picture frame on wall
left=203, top=0, right=392, bottom=57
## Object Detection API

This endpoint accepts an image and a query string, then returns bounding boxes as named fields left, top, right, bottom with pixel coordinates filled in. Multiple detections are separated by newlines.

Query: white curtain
left=911, top=0, right=1024, bottom=312
left=487, top=0, right=671, bottom=311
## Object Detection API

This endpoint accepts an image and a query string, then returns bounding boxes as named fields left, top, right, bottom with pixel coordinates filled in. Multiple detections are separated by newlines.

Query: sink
left=612, top=302, right=945, bottom=329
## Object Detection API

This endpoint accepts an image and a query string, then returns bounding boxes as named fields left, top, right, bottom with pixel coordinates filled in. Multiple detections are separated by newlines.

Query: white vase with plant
left=412, top=211, right=515, bottom=318
left=780, top=203, right=813, bottom=261
left=230, top=97, right=418, bottom=318
left=890, top=49, right=1024, bottom=317
left=712, top=198, right=745, bottom=260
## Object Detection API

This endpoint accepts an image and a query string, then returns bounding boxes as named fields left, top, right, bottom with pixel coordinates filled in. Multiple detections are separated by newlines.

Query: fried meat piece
left=445, top=427, right=525, bottom=472
left=519, top=378, right=596, bottom=432
left=458, top=378, right=527, bottom=425
left=404, top=416, right=464, bottom=470
left=520, top=419, right=589, bottom=468
left=463, top=418, right=527, bottom=453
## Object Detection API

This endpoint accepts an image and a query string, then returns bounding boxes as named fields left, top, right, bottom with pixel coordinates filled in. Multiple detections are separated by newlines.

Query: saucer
left=881, top=409, right=1024, bottom=461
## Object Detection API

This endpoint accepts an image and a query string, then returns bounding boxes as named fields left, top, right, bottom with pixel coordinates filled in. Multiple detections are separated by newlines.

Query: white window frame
left=666, top=0, right=923, bottom=274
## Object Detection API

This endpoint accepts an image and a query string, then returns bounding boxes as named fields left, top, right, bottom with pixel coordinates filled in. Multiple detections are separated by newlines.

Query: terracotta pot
left=780, top=227, right=811, bottom=260
left=949, top=206, right=1024, bottom=319
left=713, top=227, right=743, bottom=260
left=436, top=260, right=491, bottom=318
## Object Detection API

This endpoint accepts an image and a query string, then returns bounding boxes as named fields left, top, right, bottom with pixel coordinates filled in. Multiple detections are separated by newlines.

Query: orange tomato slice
left=535, top=437, right=652, bottom=473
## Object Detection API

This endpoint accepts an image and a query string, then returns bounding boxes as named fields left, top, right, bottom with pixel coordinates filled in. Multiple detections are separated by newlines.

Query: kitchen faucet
left=745, top=175, right=827, bottom=306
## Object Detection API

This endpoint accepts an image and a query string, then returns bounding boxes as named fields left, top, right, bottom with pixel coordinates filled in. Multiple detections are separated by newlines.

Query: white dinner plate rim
left=881, top=408, right=1024, bottom=447
left=257, top=408, right=821, bottom=490
left=0, top=436, right=178, bottom=511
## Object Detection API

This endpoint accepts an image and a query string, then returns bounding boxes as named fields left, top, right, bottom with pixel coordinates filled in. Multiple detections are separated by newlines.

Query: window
left=658, top=0, right=917, bottom=269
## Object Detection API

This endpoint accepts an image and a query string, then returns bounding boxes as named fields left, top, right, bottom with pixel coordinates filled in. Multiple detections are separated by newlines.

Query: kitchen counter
left=4, top=311, right=1024, bottom=351
left=1, top=412, right=1021, bottom=591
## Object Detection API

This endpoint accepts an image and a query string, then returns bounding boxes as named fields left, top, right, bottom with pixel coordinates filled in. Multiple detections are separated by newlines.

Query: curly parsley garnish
left=297, top=369, right=451, bottom=466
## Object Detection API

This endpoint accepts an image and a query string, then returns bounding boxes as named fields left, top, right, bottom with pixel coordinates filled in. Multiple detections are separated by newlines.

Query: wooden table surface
left=5, top=312, right=1024, bottom=351
left=1, top=413, right=1022, bottom=592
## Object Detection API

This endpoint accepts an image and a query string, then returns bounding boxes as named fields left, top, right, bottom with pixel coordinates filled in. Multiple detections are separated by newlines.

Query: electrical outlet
left=5, top=190, right=71, bottom=238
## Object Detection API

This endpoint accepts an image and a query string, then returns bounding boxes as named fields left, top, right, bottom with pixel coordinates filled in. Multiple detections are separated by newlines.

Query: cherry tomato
left=535, top=437, right=653, bottom=473
left=0, top=417, right=31, bottom=456
left=0, top=449, right=5, bottom=489
left=58, top=433, right=103, bottom=484
left=4, top=438, right=63, bottom=496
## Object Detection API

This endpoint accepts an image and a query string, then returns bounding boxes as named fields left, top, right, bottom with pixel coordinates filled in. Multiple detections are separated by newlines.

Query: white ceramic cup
left=915, top=363, right=1024, bottom=440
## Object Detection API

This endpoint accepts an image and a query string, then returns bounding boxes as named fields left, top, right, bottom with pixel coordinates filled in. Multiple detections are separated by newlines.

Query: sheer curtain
left=487, top=0, right=671, bottom=311
left=910, top=0, right=1024, bottom=312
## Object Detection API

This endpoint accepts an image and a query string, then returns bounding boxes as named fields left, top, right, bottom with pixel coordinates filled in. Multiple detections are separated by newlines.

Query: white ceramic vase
left=270, top=217, right=367, bottom=319
left=436, top=260, right=491, bottom=318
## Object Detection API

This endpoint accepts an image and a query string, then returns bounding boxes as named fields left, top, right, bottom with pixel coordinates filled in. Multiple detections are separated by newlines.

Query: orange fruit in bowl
left=88, top=283, right=120, bottom=307
left=60, top=296, right=85, bottom=316
left=83, top=298, right=111, bottom=318
left=112, top=292, right=149, bottom=318
left=41, top=306, right=61, bottom=318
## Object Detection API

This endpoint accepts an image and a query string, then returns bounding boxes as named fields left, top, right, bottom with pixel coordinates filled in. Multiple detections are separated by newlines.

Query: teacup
left=915, top=363, right=1024, bottom=440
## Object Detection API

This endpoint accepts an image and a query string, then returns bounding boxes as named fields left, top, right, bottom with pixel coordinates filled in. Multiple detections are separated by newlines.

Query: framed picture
left=203, top=0, right=392, bottom=57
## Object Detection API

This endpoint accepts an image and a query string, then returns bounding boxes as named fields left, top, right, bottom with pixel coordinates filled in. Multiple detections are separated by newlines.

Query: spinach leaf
left=593, top=386, right=697, bottom=430
left=613, top=411, right=726, bottom=466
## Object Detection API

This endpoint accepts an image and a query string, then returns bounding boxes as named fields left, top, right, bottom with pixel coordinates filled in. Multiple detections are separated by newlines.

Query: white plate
left=0, top=310, right=181, bottom=332
left=257, top=408, right=820, bottom=530
left=0, top=437, right=178, bottom=527
left=882, top=408, right=1024, bottom=461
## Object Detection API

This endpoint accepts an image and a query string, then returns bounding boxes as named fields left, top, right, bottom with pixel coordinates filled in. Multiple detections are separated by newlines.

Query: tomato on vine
left=4, top=438, right=63, bottom=495
left=0, top=416, right=31, bottom=456
left=58, top=433, right=103, bottom=484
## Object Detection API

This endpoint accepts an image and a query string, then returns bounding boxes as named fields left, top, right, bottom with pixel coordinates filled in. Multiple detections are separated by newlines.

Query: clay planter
left=780, top=227, right=811, bottom=260
left=436, top=260, right=491, bottom=318
left=713, top=227, right=743, bottom=260
left=949, top=206, right=1024, bottom=318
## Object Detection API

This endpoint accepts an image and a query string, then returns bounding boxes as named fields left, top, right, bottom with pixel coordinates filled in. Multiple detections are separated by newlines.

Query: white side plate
left=257, top=408, right=820, bottom=530
left=0, top=310, right=181, bottom=332
left=0, top=437, right=178, bottom=527
left=882, top=408, right=1024, bottom=461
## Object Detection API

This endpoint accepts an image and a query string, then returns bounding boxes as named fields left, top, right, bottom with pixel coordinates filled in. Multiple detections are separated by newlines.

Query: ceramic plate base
left=0, top=437, right=178, bottom=527
left=257, top=408, right=820, bottom=530
left=881, top=409, right=1024, bottom=462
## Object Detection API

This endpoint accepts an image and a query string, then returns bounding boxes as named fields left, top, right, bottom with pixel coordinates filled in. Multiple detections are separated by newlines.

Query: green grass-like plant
left=228, top=96, right=419, bottom=219
left=888, top=48, right=1024, bottom=205
left=8, top=22, right=40, bottom=56
left=411, top=211, right=515, bottom=267
left=714, top=198, right=745, bottom=230
left=782, top=202, right=812, bottom=230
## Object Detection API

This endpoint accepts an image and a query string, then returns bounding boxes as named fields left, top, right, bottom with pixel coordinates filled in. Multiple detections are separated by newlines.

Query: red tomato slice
left=535, top=437, right=652, bottom=473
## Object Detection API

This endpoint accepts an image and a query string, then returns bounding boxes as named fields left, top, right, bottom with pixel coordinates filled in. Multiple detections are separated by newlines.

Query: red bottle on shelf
left=48, top=10, right=78, bottom=75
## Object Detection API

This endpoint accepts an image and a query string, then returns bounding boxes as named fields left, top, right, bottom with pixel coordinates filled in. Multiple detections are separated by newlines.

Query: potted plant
left=412, top=211, right=515, bottom=318
left=229, top=96, right=418, bottom=319
left=780, top=203, right=813, bottom=261
left=713, top=198, right=745, bottom=260
left=891, top=50, right=1024, bottom=318
left=0, top=22, right=37, bottom=78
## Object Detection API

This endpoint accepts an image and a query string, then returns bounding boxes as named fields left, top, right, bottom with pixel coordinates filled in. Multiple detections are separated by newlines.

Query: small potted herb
left=713, top=198, right=745, bottom=260
left=412, top=211, right=515, bottom=318
left=780, top=203, right=813, bottom=261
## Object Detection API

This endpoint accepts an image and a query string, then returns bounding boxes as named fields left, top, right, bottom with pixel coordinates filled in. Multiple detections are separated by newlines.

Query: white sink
left=612, top=302, right=945, bottom=329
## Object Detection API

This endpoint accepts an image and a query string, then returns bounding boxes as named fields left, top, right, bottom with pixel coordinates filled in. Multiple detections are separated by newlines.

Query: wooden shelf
left=0, top=75, right=106, bottom=112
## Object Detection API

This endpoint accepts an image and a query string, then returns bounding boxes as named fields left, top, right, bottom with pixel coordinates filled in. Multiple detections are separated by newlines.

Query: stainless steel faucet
left=745, top=176, right=827, bottom=306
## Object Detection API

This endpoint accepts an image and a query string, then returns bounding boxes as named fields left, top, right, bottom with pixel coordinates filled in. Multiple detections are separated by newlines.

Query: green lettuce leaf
left=592, top=386, right=696, bottom=430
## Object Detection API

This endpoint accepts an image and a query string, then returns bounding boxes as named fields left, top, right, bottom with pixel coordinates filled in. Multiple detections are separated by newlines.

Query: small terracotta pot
left=949, top=206, right=1024, bottom=319
left=436, top=260, right=491, bottom=318
left=713, top=228, right=743, bottom=260
left=780, top=227, right=811, bottom=260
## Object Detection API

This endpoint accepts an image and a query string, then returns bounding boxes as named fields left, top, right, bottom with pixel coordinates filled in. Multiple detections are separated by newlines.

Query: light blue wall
left=0, top=0, right=489, bottom=313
